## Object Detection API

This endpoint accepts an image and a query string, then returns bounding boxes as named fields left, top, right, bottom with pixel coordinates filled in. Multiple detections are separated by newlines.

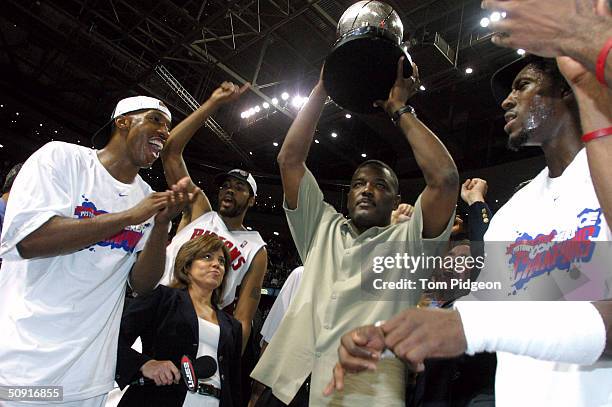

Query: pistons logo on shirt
left=506, top=208, right=602, bottom=293
left=74, top=198, right=148, bottom=253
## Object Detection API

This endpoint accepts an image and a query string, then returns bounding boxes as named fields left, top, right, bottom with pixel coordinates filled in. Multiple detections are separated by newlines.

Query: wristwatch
left=391, top=105, right=416, bottom=126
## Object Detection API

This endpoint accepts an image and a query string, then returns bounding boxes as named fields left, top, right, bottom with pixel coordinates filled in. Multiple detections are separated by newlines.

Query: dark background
left=0, top=0, right=547, bottom=289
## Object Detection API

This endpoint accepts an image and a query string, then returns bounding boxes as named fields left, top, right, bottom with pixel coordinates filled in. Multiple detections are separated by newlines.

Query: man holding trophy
left=250, top=2, right=459, bottom=406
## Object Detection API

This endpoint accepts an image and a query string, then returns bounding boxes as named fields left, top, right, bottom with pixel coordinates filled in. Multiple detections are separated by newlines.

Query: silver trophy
left=323, top=1, right=413, bottom=113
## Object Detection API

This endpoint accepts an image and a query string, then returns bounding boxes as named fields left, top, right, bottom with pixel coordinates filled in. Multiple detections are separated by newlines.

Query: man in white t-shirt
left=160, top=81, right=267, bottom=351
left=260, top=266, right=305, bottom=350
left=248, top=266, right=304, bottom=406
left=328, top=57, right=612, bottom=406
left=0, top=96, right=194, bottom=407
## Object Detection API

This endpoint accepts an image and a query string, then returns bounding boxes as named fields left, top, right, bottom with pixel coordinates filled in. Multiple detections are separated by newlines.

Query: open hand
left=483, top=0, right=611, bottom=58
left=155, top=177, right=200, bottom=225
left=391, top=203, right=414, bottom=225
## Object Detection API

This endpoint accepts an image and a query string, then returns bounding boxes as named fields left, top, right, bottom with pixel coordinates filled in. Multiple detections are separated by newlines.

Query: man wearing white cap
left=0, top=95, right=195, bottom=407
left=160, top=82, right=267, bottom=353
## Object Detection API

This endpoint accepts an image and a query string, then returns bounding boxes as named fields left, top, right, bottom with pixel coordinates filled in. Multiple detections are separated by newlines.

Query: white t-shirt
left=162, top=211, right=265, bottom=308
left=260, top=266, right=304, bottom=345
left=482, top=149, right=612, bottom=407
left=182, top=318, right=221, bottom=407
left=0, top=142, right=154, bottom=402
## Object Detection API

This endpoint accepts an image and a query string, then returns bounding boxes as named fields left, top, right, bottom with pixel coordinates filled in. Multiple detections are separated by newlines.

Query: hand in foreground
left=556, top=56, right=598, bottom=91
left=382, top=308, right=467, bottom=369
left=460, top=178, right=488, bottom=206
left=126, top=192, right=172, bottom=226
left=391, top=203, right=414, bottom=225
left=140, top=359, right=181, bottom=386
left=482, top=0, right=602, bottom=57
left=374, top=57, right=420, bottom=116
left=323, top=325, right=385, bottom=396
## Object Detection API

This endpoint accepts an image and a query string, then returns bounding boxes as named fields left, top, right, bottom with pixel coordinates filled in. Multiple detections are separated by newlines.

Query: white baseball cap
left=215, top=169, right=258, bottom=196
left=111, top=96, right=172, bottom=121
left=91, top=96, right=172, bottom=148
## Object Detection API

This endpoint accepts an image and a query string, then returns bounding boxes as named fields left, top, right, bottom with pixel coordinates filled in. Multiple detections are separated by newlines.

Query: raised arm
left=161, top=82, right=249, bottom=227
left=233, top=247, right=268, bottom=352
left=461, top=178, right=492, bottom=241
left=555, top=58, right=612, bottom=358
left=277, top=71, right=327, bottom=209
left=557, top=54, right=612, bottom=228
left=376, top=59, right=459, bottom=238
left=130, top=178, right=198, bottom=295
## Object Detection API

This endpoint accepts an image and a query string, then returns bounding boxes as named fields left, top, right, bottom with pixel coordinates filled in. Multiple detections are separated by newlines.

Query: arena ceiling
left=0, top=0, right=545, bottom=229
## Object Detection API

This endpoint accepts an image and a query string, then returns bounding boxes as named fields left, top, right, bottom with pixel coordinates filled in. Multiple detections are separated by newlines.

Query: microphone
left=193, top=355, right=217, bottom=381
left=129, top=355, right=217, bottom=391
left=180, top=355, right=197, bottom=392
left=129, top=355, right=199, bottom=388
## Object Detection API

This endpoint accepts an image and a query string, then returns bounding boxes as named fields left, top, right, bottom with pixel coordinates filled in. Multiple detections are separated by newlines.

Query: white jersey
left=162, top=211, right=265, bottom=309
left=483, top=148, right=612, bottom=407
left=0, top=142, right=154, bottom=402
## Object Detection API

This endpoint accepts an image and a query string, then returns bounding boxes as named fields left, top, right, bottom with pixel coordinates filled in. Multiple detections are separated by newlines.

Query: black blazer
left=468, top=201, right=492, bottom=242
left=115, top=285, right=243, bottom=407
left=467, top=201, right=492, bottom=281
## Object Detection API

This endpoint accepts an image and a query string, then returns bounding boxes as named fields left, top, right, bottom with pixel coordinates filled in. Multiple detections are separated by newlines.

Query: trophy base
left=323, top=26, right=413, bottom=114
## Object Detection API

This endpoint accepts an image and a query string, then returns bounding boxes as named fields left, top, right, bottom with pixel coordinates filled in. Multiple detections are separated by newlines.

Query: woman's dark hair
left=170, top=234, right=231, bottom=307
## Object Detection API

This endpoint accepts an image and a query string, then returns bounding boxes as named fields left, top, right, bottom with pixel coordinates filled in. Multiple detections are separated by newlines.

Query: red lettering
left=190, top=229, right=204, bottom=239
left=228, top=246, right=241, bottom=263
left=575, top=226, right=595, bottom=241
left=186, top=228, right=247, bottom=271
left=232, top=256, right=246, bottom=271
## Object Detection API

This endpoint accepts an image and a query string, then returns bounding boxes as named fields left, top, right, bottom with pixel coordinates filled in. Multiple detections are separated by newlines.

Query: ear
left=248, top=196, right=256, bottom=208
left=114, top=115, right=131, bottom=131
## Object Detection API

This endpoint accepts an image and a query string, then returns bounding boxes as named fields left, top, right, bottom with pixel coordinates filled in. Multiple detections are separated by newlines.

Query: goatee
left=507, top=128, right=531, bottom=152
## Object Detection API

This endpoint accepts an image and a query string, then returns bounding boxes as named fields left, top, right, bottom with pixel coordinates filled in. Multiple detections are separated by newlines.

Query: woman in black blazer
left=115, top=234, right=243, bottom=407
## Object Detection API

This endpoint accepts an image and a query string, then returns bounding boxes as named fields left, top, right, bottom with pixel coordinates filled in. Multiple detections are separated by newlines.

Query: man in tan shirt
left=251, top=60, right=458, bottom=406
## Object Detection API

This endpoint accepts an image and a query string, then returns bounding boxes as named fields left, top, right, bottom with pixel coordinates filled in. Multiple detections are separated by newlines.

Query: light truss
left=154, top=64, right=254, bottom=166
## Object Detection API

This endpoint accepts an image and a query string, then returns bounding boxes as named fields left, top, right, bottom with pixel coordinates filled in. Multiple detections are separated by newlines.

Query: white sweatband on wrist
left=454, top=301, right=606, bottom=365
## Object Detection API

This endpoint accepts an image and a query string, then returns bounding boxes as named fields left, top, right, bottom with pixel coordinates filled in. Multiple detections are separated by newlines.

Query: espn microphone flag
left=181, top=355, right=197, bottom=392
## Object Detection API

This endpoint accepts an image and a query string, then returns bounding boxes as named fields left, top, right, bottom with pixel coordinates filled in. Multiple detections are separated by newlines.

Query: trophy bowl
left=323, top=1, right=413, bottom=114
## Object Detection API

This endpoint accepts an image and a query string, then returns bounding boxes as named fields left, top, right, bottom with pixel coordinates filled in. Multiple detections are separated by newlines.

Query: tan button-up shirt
left=251, top=169, right=453, bottom=406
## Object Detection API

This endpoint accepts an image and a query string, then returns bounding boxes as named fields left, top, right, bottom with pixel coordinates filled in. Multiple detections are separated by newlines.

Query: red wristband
left=582, top=126, right=612, bottom=143
left=596, top=38, right=612, bottom=87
